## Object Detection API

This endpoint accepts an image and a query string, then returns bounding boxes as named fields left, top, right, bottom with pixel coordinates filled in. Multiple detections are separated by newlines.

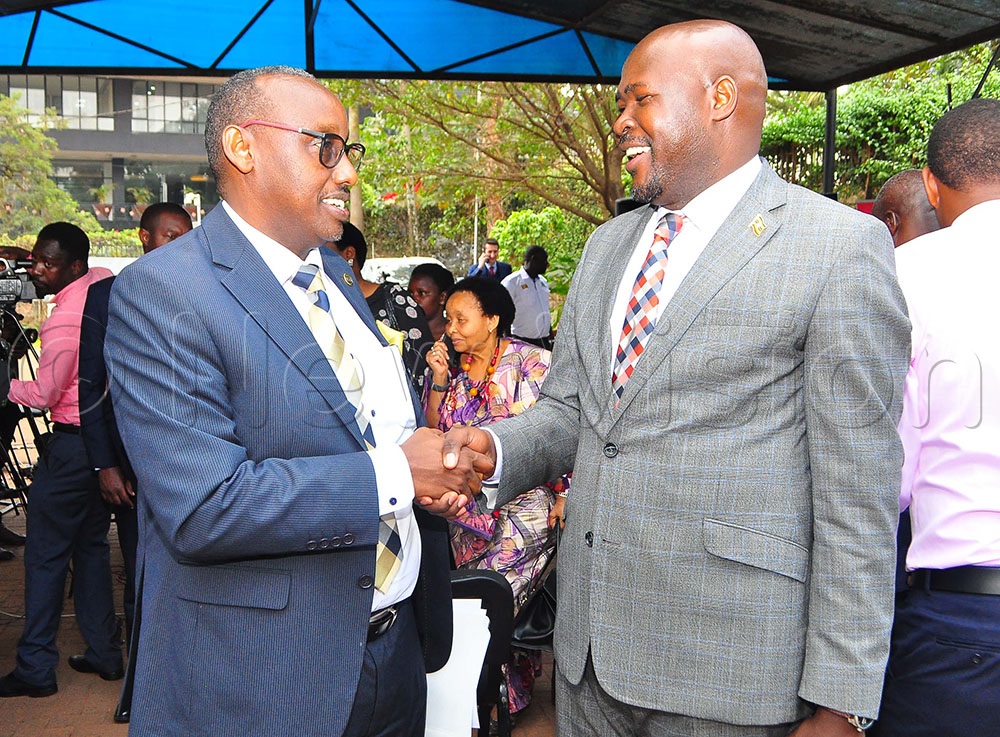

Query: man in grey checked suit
left=442, top=20, right=910, bottom=737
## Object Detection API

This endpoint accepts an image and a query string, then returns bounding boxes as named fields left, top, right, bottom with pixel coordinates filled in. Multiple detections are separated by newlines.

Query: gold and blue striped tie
left=292, top=263, right=402, bottom=592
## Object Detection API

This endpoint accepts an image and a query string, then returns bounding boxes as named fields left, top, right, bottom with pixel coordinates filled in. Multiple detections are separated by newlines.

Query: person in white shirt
left=502, top=245, right=553, bottom=350
left=874, top=97, right=1000, bottom=737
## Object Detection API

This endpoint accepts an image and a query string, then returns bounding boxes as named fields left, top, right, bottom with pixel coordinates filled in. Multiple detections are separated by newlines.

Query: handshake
left=401, top=426, right=497, bottom=518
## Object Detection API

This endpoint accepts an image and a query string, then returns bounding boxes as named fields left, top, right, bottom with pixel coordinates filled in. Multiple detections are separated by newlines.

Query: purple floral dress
left=426, top=339, right=567, bottom=714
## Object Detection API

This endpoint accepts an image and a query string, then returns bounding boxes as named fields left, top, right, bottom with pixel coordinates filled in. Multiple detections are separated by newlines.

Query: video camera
left=0, top=259, right=36, bottom=305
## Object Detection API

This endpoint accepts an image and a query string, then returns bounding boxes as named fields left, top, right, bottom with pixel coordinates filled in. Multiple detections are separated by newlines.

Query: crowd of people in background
left=0, top=16, right=997, bottom=737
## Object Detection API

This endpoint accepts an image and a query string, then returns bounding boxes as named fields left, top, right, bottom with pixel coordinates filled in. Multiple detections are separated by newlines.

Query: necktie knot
left=293, top=263, right=330, bottom=312
left=653, top=211, right=683, bottom=247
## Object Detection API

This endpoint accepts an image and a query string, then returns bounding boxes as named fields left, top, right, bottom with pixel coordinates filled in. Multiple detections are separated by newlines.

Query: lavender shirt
left=896, top=199, right=1000, bottom=570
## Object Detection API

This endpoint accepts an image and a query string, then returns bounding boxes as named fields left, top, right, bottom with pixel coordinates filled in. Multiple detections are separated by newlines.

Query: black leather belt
left=52, top=422, right=80, bottom=435
left=908, top=566, right=1000, bottom=596
left=368, top=605, right=399, bottom=642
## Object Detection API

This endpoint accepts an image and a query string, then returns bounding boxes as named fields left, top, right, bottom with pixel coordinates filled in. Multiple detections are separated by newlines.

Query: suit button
left=306, top=540, right=318, bottom=551
left=318, top=537, right=329, bottom=549
left=330, top=536, right=342, bottom=548
left=343, top=533, right=355, bottom=545
left=603, top=443, right=618, bottom=458
left=585, top=531, right=594, bottom=547
left=358, top=575, right=373, bottom=589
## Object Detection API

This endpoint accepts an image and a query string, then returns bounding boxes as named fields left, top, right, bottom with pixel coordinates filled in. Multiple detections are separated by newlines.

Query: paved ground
left=0, top=504, right=556, bottom=737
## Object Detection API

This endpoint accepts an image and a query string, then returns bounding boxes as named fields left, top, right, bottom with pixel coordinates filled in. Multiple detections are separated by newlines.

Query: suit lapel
left=204, top=208, right=368, bottom=449
left=611, top=165, right=787, bottom=422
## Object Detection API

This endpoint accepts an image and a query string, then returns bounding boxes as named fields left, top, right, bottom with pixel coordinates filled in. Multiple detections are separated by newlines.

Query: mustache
left=617, top=135, right=651, bottom=149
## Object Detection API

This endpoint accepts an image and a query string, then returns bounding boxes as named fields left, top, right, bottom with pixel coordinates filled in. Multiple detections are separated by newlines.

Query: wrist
left=430, top=378, right=450, bottom=392
left=822, top=707, right=875, bottom=733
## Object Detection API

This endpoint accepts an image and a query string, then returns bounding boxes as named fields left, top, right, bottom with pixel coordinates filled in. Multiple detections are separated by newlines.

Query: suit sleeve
left=79, top=281, right=121, bottom=470
left=489, top=245, right=594, bottom=505
left=105, top=259, right=382, bottom=564
left=798, top=215, right=910, bottom=717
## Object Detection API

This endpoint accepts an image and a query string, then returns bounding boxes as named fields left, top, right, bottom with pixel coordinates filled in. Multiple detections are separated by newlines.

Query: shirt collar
left=222, top=200, right=317, bottom=286
left=650, top=155, right=762, bottom=239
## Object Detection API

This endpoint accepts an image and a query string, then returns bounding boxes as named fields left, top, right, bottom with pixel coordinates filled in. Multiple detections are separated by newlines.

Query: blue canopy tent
left=2, top=0, right=998, bottom=89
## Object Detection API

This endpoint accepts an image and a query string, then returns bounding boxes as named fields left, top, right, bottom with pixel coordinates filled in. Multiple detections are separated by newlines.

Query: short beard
left=630, top=157, right=665, bottom=204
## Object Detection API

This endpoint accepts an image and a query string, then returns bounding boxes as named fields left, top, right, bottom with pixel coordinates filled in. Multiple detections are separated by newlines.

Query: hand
left=548, top=496, right=566, bottom=529
left=402, top=427, right=490, bottom=508
left=426, top=340, right=450, bottom=382
left=477, top=252, right=489, bottom=269
left=441, top=425, right=496, bottom=474
left=788, top=708, right=868, bottom=737
left=419, top=491, right=471, bottom=519
left=97, top=466, right=135, bottom=508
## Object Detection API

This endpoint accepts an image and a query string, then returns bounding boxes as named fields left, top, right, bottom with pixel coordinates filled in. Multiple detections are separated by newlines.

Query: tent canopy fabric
left=0, top=0, right=998, bottom=89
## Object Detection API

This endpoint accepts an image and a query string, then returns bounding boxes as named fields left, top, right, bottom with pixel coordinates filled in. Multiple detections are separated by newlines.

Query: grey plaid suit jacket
left=491, top=162, right=910, bottom=726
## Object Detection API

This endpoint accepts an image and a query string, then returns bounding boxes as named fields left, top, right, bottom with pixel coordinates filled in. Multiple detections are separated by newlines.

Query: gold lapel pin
left=750, top=215, right=766, bottom=237
left=343, top=273, right=354, bottom=287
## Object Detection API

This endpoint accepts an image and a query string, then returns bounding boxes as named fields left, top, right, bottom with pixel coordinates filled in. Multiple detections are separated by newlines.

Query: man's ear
left=340, top=245, right=356, bottom=262
left=885, top=211, right=900, bottom=238
left=710, top=76, right=738, bottom=122
left=922, top=166, right=941, bottom=212
left=222, top=124, right=255, bottom=175
left=138, top=228, right=151, bottom=249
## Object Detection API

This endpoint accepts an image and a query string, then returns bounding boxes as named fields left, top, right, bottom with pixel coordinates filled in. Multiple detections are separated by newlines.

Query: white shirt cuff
left=481, top=428, right=504, bottom=509
left=368, top=445, right=415, bottom=517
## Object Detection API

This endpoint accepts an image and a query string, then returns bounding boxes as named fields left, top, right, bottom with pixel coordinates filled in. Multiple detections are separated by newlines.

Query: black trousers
left=342, top=600, right=427, bottom=737
left=16, top=431, right=121, bottom=686
left=873, top=586, right=1000, bottom=737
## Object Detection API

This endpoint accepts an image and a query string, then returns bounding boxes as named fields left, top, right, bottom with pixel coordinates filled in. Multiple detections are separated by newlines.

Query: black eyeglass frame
left=239, top=119, right=366, bottom=170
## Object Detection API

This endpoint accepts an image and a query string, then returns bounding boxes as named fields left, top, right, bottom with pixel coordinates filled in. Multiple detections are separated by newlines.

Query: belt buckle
left=368, top=605, right=398, bottom=639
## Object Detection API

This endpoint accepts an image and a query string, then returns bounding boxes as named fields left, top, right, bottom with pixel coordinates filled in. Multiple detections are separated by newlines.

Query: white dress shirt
left=223, top=202, right=420, bottom=609
left=896, top=198, right=1000, bottom=570
left=608, top=156, right=762, bottom=368
left=502, top=267, right=551, bottom=339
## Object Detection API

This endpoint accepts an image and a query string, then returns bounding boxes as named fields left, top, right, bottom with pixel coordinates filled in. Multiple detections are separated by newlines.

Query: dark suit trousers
left=15, top=431, right=121, bottom=686
left=342, top=600, right=426, bottom=737
left=873, top=587, right=1000, bottom=737
left=112, top=500, right=138, bottom=643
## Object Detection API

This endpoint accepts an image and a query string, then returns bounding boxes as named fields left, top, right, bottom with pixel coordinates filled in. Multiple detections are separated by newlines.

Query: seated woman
left=328, top=223, right=431, bottom=395
left=408, top=262, right=454, bottom=342
left=424, top=277, right=566, bottom=719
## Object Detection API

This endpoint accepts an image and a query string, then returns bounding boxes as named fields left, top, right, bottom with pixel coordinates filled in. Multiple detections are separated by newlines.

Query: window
left=131, top=80, right=216, bottom=134
left=0, top=74, right=114, bottom=130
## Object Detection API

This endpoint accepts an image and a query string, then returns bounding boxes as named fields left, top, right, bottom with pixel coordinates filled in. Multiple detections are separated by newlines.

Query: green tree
left=0, top=94, right=97, bottom=237
left=762, top=41, right=1000, bottom=201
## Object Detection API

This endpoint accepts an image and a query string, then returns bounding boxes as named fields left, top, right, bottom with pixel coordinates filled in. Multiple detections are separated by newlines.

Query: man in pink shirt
left=873, top=98, right=1000, bottom=737
left=0, top=222, right=120, bottom=698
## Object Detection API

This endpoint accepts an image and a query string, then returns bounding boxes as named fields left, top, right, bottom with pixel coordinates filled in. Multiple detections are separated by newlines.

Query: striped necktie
left=292, top=263, right=402, bottom=592
left=611, top=212, right=684, bottom=400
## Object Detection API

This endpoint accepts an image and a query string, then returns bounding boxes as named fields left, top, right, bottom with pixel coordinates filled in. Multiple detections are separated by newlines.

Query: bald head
left=615, top=21, right=768, bottom=209
left=871, top=170, right=939, bottom=247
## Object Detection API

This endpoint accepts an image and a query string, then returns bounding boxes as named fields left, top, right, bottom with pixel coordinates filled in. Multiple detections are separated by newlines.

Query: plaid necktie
left=611, top=212, right=684, bottom=400
left=292, top=263, right=402, bottom=592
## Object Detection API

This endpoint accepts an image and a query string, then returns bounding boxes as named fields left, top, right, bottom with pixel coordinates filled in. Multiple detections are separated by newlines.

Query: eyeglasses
left=240, top=120, right=366, bottom=171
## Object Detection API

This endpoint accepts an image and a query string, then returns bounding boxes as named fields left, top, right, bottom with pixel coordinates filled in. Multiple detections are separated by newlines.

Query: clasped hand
left=402, top=426, right=498, bottom=518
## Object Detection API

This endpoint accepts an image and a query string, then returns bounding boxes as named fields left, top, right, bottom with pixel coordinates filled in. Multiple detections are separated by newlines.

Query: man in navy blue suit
left=104, top=67, right=485, bottom=737
left=467, top=237, right=512, bottom=281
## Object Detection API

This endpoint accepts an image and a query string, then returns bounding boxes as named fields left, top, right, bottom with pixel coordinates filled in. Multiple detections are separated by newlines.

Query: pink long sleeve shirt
left=8, top=267, right=113, bottom=425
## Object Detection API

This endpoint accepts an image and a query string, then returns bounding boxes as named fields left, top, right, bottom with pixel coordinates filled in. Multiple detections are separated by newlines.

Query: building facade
left=1, top=74, right=221, bottom=229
